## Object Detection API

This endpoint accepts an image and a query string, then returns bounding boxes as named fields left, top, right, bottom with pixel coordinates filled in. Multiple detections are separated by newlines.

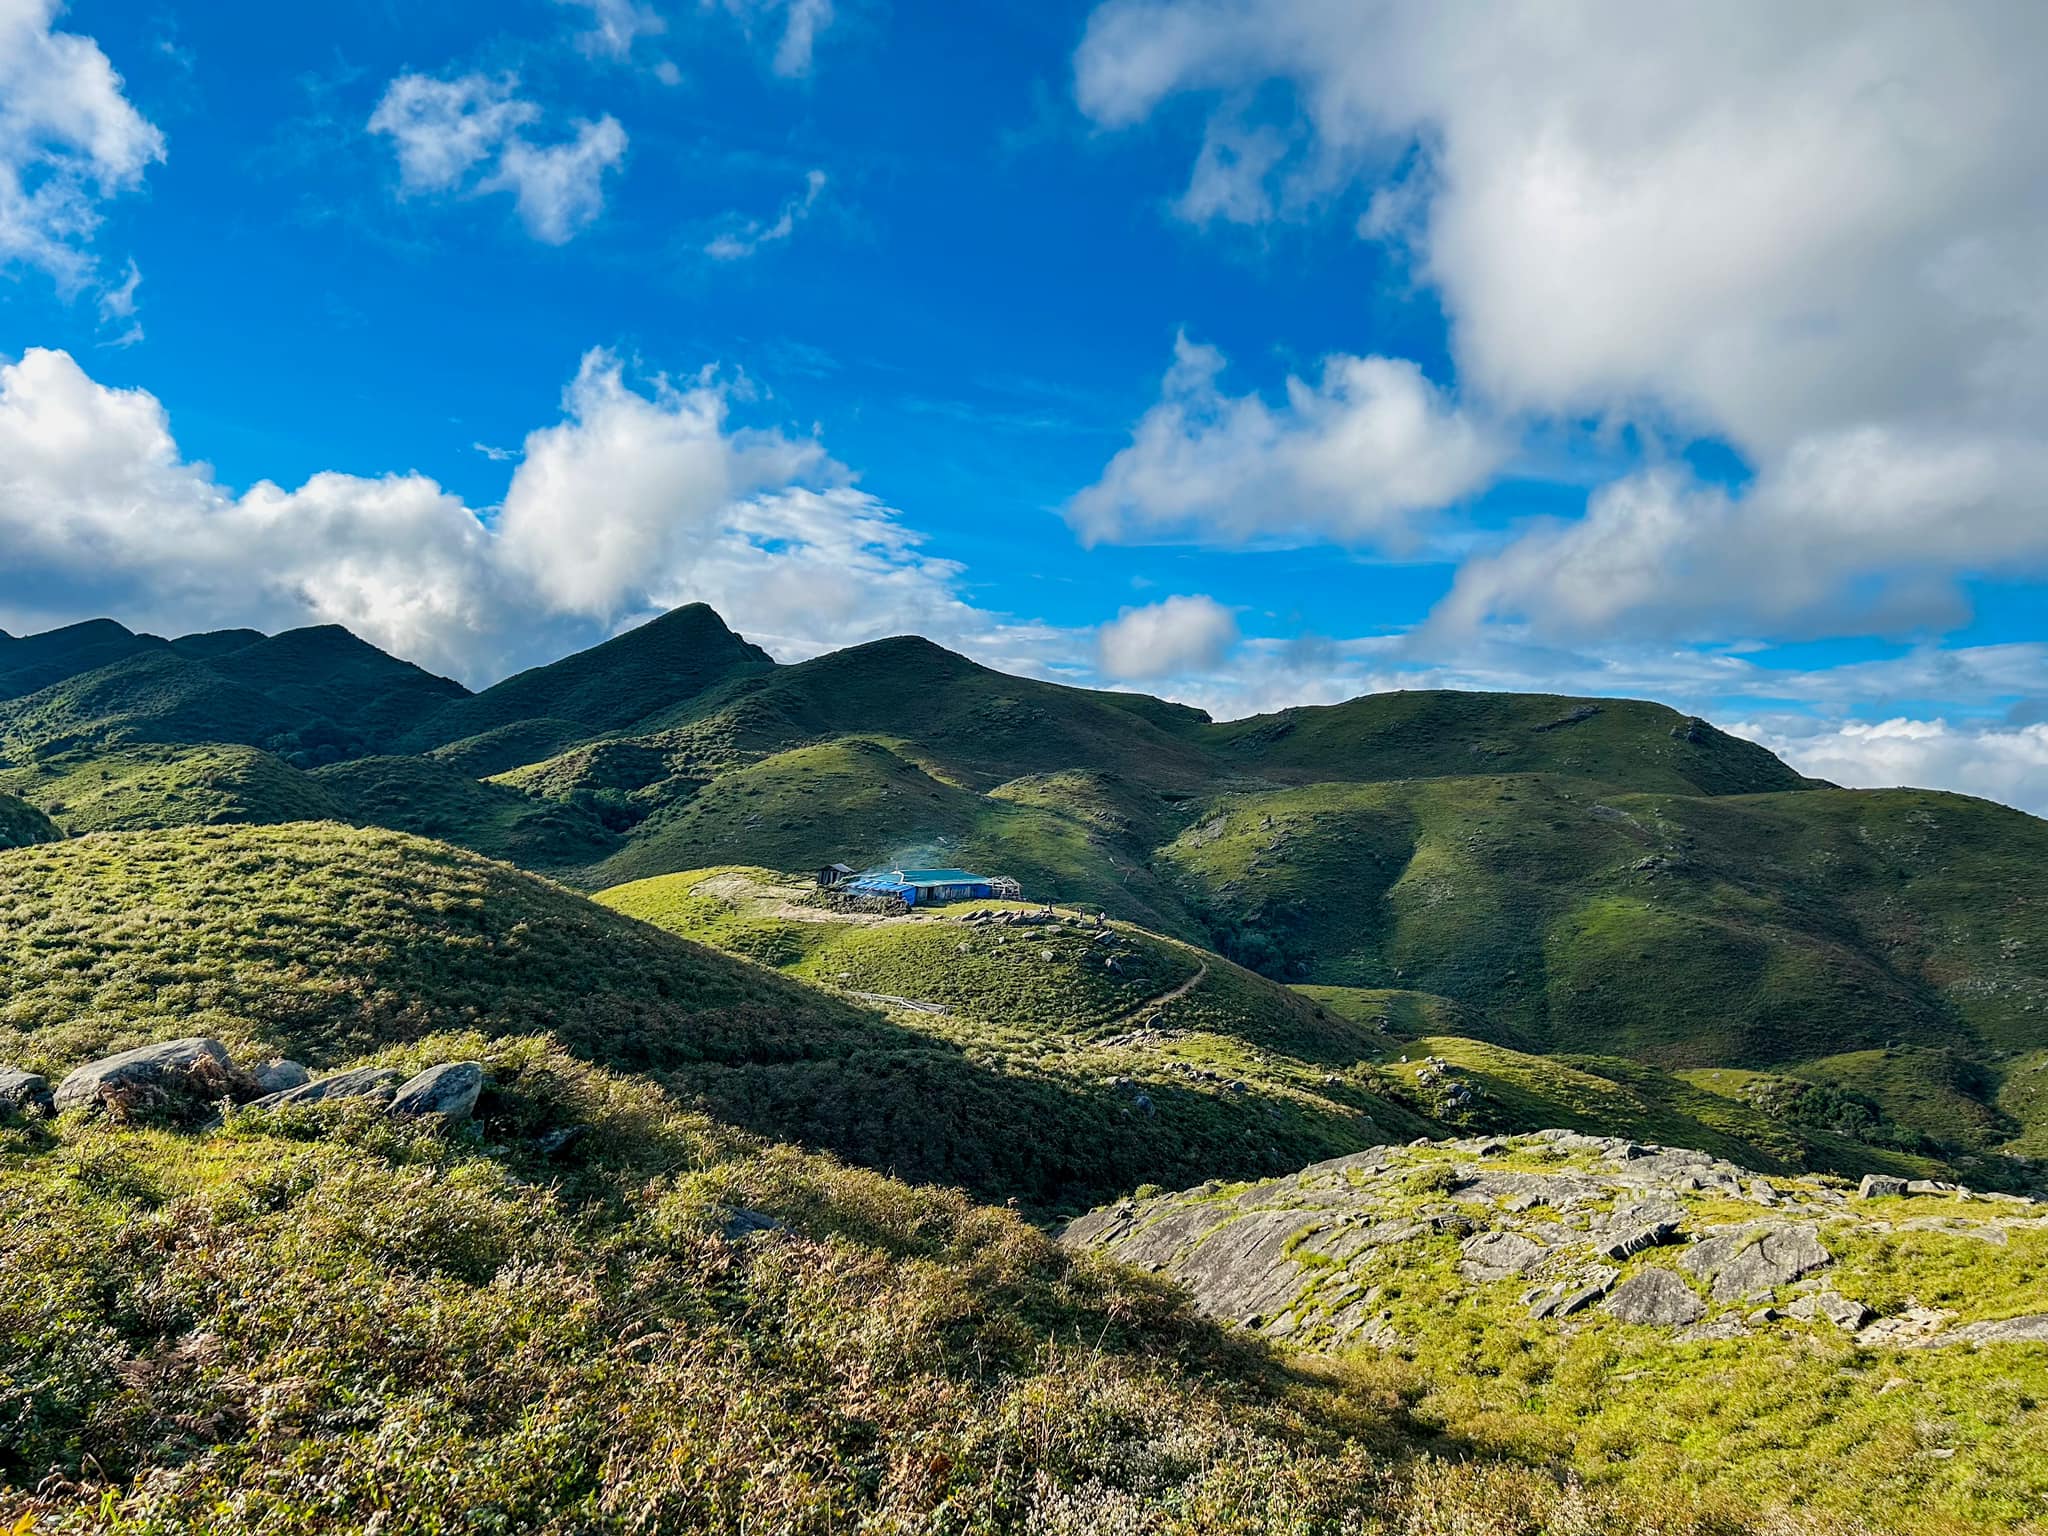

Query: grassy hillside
left=1165, top=777, right=2045, bottom=1058
left=0, top=826, right=1424, bottom=1209
left=0, top=791, right=57, bottom=847
left=5, top=1041, right=1856, bottom=1536
left=204, top=624, right=466, bottom=748
left=0, top=649, right=320, bottom=757
left=661, top=634, right=1221, bottom=793
left=0, top=617, right=159, bottom=700
left=399, top=603, right=772, bottom=760
left=1210, top=689, right=1812, bottom=795
left=600, top=866, right=1444, bottom=1200
left=0, top=742, right=342, bottom=833
left=312, top=755, right=621, bottom=869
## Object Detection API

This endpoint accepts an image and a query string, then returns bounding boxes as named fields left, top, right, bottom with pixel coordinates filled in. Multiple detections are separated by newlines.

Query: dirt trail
left=1099, top=957, right=1209, bottom=1031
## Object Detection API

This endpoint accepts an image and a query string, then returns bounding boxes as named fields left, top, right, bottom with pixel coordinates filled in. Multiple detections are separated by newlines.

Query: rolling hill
left=3, top=604, right=2043, bottom=1178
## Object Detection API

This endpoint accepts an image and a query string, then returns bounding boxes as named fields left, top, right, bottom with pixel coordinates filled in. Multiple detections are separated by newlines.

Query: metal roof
left=890, top=868, right=987, bottom=884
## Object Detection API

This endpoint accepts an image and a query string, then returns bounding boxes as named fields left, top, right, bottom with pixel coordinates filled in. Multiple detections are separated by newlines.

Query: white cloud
left=704, top=167, right=825, bottom=260
left=1728, top=716, right=2048, bottom=819
left=558, top=0, right=665, bottom=60
left=1432, top=426, right=2048, bottom=643
left=1069, top=331, right=1502, bottom=547
left=712, top=0, right=836, bottom=77
left=482, top=116, right=629, bottom=244
left=0, top=346, right=1068, bottom=688
left=1074, top=2, right=2048, bottom=641
left=0, top=0, right=163, bottom=289
left=1096, top=594, right=1239, bottom=679
left=368, top=73, right=626, bottom=243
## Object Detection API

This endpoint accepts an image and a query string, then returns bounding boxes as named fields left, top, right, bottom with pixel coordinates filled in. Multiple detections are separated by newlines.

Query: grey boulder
left=388, top=1061, right=483, bottom=1120
left=1857, top=1174, right=1910, bottom=1200
left=54, top=1037, right=239, bottom=1116
left=1602, top=1268, right=1707, bottom=1327
left=250, top=1058, right=311, bottom=1095
left=0, top=1068, right=54, bottom=1117
left=252, top=1066, right=404, bottom=1109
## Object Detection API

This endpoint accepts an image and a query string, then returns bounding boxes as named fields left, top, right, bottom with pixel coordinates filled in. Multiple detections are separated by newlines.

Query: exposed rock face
left=54, top=1037, right=244, bottom=1117
left=0, top=1068, right=54, bottom=1117
left=1859, top=1174, right=1910, bottom=1200
left=251, top=1066, right=404, bottom=1109
left=1681, top=1226, right=1831, bottom=1301
left=1603, top=1269, right=1706, bottom=1327
left=387, top=1061, right=483, bottom=1120
left=1061, top=1132, right=2044, bottom=1352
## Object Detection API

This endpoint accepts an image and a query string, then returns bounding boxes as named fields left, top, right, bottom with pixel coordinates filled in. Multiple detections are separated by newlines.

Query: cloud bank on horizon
left=0, top=0, right=2044, bottom=813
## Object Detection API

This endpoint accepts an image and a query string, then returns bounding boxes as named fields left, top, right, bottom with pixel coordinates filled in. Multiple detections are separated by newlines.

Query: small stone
left=1788, top=1292, right=1874, bottom=1330
left=252, top=1065, right=404, bottom=1109
left=719, top=1207, right=783, bottom=1241
left=1602, top=1268, right=1707, bottom=1327
left=1857, top=1174, right=1910, bottom=1200
left=0, top=1067, right=54, bottom=1118
left=387, top=1062, right=484, bottom=1120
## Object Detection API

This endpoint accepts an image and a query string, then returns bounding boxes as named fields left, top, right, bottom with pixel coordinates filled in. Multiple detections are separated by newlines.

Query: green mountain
left=397, top=602, right=773, bottom=768
left=0, top=617, right=160, bottom=700
left=4, top=604, right=2044, bottom=1177
left=7, top=615, right=2048, bottom=1532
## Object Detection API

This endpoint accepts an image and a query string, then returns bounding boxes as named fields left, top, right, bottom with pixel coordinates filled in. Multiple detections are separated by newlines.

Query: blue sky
left=2, top=0, right=2045, bottom=812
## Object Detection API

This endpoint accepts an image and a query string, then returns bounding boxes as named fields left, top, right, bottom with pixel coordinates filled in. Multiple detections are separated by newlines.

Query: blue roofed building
left=842, top=867, right=1015, bottom=906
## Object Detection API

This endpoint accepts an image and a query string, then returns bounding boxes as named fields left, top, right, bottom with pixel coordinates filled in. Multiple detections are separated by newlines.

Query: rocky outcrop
left=0, top=1068, right=54, bottom=1117
left=250, top=1066, right=404, bottom=1109
left=1858, top=1174, right=1910, bottom=1200
left=53, top=1037, right=246, bottom=1118
left=1061, top=1132, right=2043, bottom=1352
left=1680, top=1225, right=1831, bottom=1301
left=387, top=1061, right=483, bottom=1120
left=1603, top=1269, right=1706, bottom=1327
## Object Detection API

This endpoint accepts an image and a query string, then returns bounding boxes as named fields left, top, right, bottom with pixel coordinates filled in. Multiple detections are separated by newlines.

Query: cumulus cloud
left=704, top=167, right=825, bottom=260
left=1074, top=2, right=2048, bottom=639
left=1096, top=594, right=1240, bottom=679
left=1432, top=427, right=2048, bottom=642
left=0, top=0, right=163, bottom=290
left=0, top=346, right=1030, bottom=685
left=1729, top=717, right=2048, bottom=819
left=368, top=73, right=626, bottom=244
left=1069, top=332, right=1501, bottom=547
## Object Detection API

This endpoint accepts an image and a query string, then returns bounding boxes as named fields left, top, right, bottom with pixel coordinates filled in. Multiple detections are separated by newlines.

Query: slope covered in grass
left=0, top=791, right=56, bottom=847
left=583, top=736, right=1201, bottom=929
left=0, top=617, right=161, bottom=700
left=312, top=754, right=621, bottom=869
left=1166, top=778, right=2046, bottom=1058
left=3, top=1035, right=1852, bottom=1536
left=399, top=603, right=772, bottom=760
left=1210, top=689, right=1812, bottom=795
left=0, top=826, right=1417, bottom=1209
left=203, top=624, right=466, bottom=749
left=0, top=743, right=342, bottom=833
left=662, top=634, right=1221, bottom=793
left=600, top=867, right=1442, bottom=1202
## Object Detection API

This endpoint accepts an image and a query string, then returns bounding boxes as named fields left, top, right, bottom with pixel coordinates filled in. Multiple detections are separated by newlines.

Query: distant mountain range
left=2, top=603, right=2043, bottom=1178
